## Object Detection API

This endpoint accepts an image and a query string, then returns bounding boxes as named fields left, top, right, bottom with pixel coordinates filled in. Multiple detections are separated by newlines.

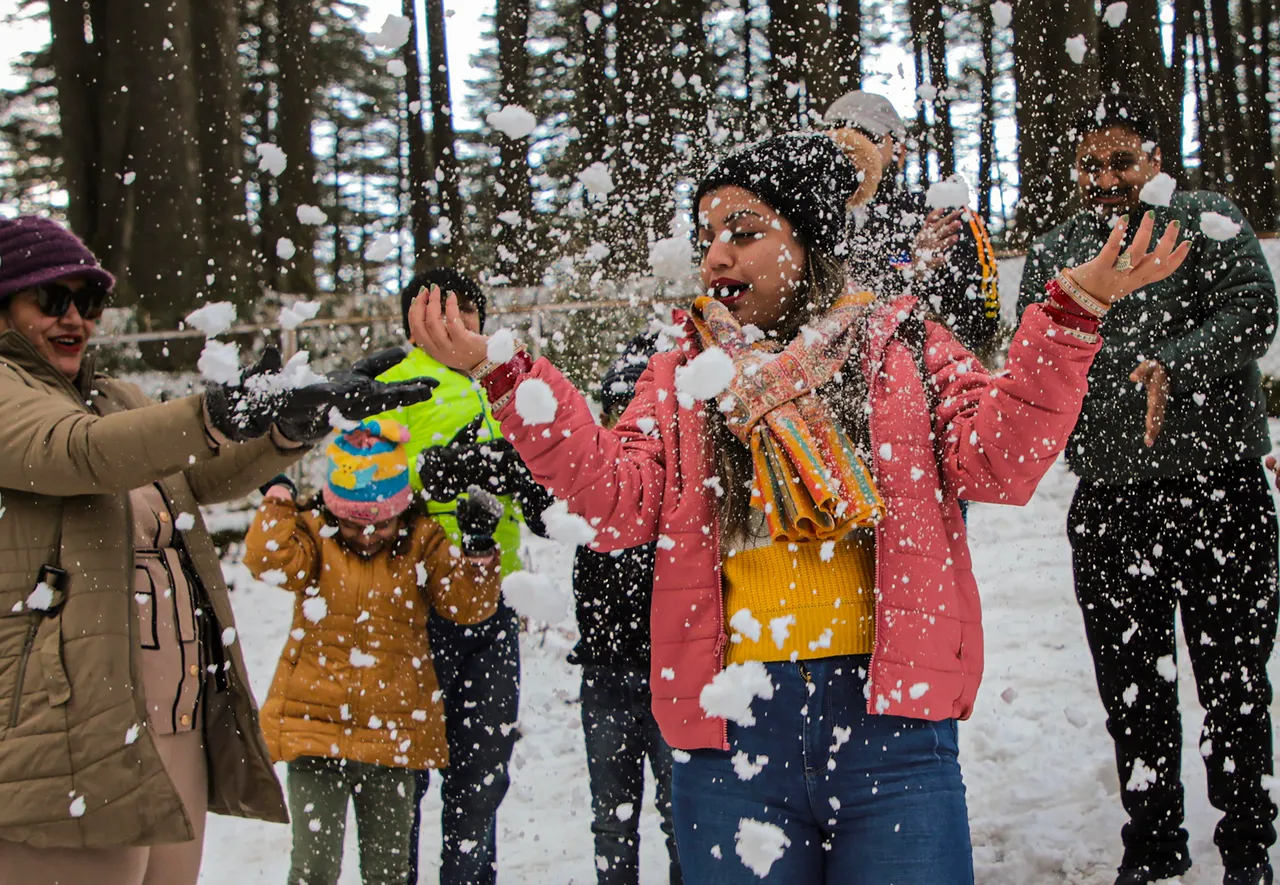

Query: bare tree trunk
left=978, top=0, right=995, bottom=223
left=1208, top=0, right=1256, bottom=219
left=492, top=0, right=534, bottom=285
left=1011, top=0, right=1098, bottom=240
left=275, top=0, right=320, bottom=294
left=402, top=0, right=432, bottom=270
left=834, top=0, right=862, bottom=94
left=119, top=0, right=208, bottom=349
left=47, top=0, right=96, bottom=243
left=577, top=0, right=611, bottom=166
left=49, top=0, right=135, bottom=280
left=1243, top=0, right=1277, bottom=225
left=1190, top=4, right=1222, bottom=186
left=425, top=0, right=463, bottom=266
left=1166, top=0, right=1191, bottom=180
left=192, top=0, right=254, bottom=307
left=611, top=0, right=675, bottom=272
left=923, top=0, right=953, bottom=176
left=765, top=0, right=823, bottom=131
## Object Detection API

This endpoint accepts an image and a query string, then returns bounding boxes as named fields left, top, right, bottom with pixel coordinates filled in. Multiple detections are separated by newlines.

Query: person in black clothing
left=820, top=90, right=1000, bottom=354
left=571, top=333, right=683, bottom=885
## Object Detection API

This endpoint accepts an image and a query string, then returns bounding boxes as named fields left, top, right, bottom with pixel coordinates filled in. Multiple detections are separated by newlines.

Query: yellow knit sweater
left=723, top=534, right=876, bottom=665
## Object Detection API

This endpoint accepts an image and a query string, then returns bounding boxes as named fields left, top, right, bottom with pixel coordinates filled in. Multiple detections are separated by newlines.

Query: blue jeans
left=671, top=655, right=973, bottom=885
left=580, top=665, right=683, bottom=885
left=407, top=604, right=521, bottom=885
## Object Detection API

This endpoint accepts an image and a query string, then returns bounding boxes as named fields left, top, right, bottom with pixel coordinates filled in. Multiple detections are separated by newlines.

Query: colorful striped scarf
left=691, top=292, right=885, bottom=543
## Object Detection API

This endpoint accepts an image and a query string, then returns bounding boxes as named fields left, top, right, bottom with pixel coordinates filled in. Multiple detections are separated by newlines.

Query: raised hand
left=1069, top=211, right=1192, bottom=307
left=276, top=348, right=439, bottom=443
left=913, top=208, right=964, bottom=271
left=456, top=484, right=504, bottom=556
left=418, top=415, right=520, bottom=501
left=204, top=347, right=286, bottom=442
left=1129, top=359, right=1169, bottom=447
left=409, top=285, right=490, bottom=372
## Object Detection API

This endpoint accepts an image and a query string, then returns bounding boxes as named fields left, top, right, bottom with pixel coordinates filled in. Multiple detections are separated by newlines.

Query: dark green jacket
left=1016, top=190, right=1276, bottom=485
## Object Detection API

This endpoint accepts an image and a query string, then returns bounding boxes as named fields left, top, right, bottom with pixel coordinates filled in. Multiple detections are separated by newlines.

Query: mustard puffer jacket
left=244, top=498, right=501, bottom=770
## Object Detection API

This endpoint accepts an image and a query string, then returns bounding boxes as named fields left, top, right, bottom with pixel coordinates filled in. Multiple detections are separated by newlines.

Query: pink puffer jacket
left=495, top=295, right=1099, bottom=750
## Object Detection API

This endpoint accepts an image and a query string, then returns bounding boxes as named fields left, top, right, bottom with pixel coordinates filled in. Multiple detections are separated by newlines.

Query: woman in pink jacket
left=411, top=133, right=1189, bottom=884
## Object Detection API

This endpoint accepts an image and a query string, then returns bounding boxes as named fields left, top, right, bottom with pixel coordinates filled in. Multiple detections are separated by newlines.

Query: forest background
left=0, top=0, right=1276, bottom=379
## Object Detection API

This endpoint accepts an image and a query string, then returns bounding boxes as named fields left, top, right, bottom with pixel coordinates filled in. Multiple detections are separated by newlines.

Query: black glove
left=204, top=347, right=287, bottom=442
left=418, top=415, right=523, bottom=501
left=456, top=484, right=504, bottom=556
left=275, top=347, right=439, bottom=443
left=258, top=473, right=296, bottom=498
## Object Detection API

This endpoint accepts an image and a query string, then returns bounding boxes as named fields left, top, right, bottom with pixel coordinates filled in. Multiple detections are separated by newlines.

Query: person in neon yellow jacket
left=374, top=268, right=530, bottom=885
left=376, top=339, right=525, bottom=576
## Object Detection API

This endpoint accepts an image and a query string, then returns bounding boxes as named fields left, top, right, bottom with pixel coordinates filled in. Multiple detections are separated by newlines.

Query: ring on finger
left=1113, top=251, right=1133, bottom=271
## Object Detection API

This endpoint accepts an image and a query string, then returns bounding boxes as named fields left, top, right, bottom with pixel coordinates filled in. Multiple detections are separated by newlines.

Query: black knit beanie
left=693, top=132, right=861, bottom=257
left=399, top=267, right=486, bottom=334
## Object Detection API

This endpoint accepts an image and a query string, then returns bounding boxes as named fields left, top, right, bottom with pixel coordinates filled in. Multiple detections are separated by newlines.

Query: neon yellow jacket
left=375, top=347, right=525, bottom=576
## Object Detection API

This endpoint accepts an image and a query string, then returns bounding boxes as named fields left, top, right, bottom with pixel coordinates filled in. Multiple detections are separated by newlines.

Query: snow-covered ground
left=200, top=444, right=1280, bottom=884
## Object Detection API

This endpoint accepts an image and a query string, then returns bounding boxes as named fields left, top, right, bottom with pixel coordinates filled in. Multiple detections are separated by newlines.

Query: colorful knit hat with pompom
left=322, top=419, right=413, bottom=524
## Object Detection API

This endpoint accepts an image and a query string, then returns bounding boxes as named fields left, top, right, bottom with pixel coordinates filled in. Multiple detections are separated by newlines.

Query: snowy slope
left=200, top=451, right=1280, bottom=884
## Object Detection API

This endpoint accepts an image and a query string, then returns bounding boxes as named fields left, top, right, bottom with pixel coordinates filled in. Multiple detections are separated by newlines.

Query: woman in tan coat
left=245, top=420, right=504, bottom=885
left=0, top=216, right=438, bottom=885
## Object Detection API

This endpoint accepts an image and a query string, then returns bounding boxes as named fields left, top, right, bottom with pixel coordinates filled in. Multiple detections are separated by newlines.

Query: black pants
left=580, top=665, right=683, bottom=885
left=407, top=604, right=521, bottom=885
left=1070, top=460, right=1279, bottom=872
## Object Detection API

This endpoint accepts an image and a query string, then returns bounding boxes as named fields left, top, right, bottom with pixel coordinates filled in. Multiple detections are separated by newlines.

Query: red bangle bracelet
left=479, top=350, right=535, bottom=405
left=1045, top=279, right=1100, bottom=320
left=1043, top=303, right=1102, bottom=334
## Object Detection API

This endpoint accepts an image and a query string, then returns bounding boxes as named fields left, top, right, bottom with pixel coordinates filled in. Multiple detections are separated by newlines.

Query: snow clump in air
left=370, top=14, right=412, bottom=49
left=732, top=751, right=768, bottom=781
left=699, top=660, right=775, bottom=726
left=577, top=162, right=615, bottom=198
left=349, top=648, right=377, bottom=668
left=69, top=794, right=86, bottom=818
left=278, top=300, right=322, bottom=330
left=276, top=351, right=327, bottom=389
left=991, top=1, right=1012, bottom=28
left=729, top=608, right=763, bottom=643
left=674, top=347, right=735, bottom=408
left=735, top=817, right=791, bottom=877
left=1140, top=173, right=1177, bottom=207
left=256, top=143, right=287, bottom=176
left=502, top=571, right=570, bottom=623
left=296, top=204, right=328, bottom=226
left=515, top=378, right=559, bottom=425
left=174, top=512, right=195, bottom=531
left=1065, top=35, right=1088, bottom=65
left=276, top=237, right=297, bottom=261
left=540, top=500, right=598, bottom=547
left=1200, top=211, right=1242, bottom=241
left=365, top=233, right=397, bottom=262
left=486, top=105, right=538, bottom=140
left=1102, top=2, right=1129, bottom=26
left=926, top=174, right=972, bottom=209
left=387, top=59, right=407, bottom=78
left=302, top=596, right=328, bottom=624
left=185, top=301, right=236, bottom=337
left=486, top=327, right=517, bottom=363
left=648, top=236, right=694, bottom=281
left=1155, top=654, right=1178, bottom=681
left=198, top=340, right=242, bottom=385
left=916, top=83, right=938, bottom=102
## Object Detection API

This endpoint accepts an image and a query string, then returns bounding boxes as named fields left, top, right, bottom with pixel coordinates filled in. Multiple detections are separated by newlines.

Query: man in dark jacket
left=822, top=90, right=1000, bottom=354
left=1016, top=93, right=1279, bottom=885
left=572, top=333, right=682, bottom=885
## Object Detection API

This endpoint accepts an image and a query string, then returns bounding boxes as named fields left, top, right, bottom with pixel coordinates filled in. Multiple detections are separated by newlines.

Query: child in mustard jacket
left=245, top=419, right=503, bottom=885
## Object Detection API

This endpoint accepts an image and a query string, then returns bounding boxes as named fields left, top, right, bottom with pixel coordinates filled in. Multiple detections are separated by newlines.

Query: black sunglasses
left=1077, top=153, right=1143, bottom=178
left=31, top=282, right=110, bottom=321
